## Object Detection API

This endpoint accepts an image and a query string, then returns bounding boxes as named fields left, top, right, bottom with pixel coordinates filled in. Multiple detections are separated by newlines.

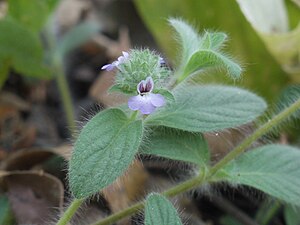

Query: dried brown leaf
left=0, top=171, right=64, bottom=225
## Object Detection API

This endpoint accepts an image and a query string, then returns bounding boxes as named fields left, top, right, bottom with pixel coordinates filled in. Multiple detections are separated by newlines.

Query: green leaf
left=140, top=127, right=209, bottom=166
left=201, top=31, right=228, bottom=50
left=8, top=0, right=58, bottom=32
left=145, top=193, right=183, bottom=225
left=284, top=205, right=300, bottom=225
left=145, top=85, right=266, bottom=132
left=0, top=18, right=42, bottom=58
left=69, top=108, right=143, bottom=198
left=0, top=18, right=50, bottom=78
left=0, top=195, right=15, bottom=225
left=168, top=19, right=240, bottom=82
left=215, top=145, right=300, bottom=206
left=168, top=18, right=200, bottom=69
left=180, top=49, right=242, bottom=82
left=275, top=84, right=300, bottom=118
left=55, top=22, right=100, bottom=59
left=13, top=56, right=52, bottom=79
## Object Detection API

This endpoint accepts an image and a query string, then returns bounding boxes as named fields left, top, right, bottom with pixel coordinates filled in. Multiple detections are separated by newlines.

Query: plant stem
left=56, top=198, right=84, bottom=225
left=89, top=97, right=300, bottom=225
left=91, top=174, right=205, bottom=225
left=55, top=63, right=76, bottom=136
left=255, top=199, right=281, bottom=225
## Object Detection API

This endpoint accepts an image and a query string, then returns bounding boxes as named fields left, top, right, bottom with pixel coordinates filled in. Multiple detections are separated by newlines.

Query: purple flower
left=128, top=77, right=165, bottom=115
left=101, top=51, right=129, bottom=71
left=159, top=57, right=165, bottom=65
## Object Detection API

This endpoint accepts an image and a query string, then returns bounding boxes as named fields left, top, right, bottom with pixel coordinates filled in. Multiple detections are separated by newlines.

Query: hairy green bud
left=111, top=49, right=171, bottom=94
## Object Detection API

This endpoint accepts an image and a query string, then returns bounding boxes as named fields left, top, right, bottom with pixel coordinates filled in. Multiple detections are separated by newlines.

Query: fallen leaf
left=0, top=171, right=64, bottom=225
left=0, top=148, right=55, bottom=171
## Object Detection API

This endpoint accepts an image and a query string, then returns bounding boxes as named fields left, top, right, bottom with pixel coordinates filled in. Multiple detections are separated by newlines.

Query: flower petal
left=128, top=95, right=143, bottom=110
left=101, top=64, right=115, bottom=71
left=128, top=95, right=156, bottom=114
left=117, top=52, right=129, bottom=64
left=122, top=51, right=129, bottom=58
left=149, top=93, right=165, bottom=107
left=139, top=96, right=156, bottom=115
left=137, top=80, right=146, bottom=94
left=145, top=77, right=154, bottom=93
left=159, top=57, right=165, bottom=64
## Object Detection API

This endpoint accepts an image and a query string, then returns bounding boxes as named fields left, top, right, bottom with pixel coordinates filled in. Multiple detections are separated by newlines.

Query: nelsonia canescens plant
left=57, top=18, right=300, bottom=225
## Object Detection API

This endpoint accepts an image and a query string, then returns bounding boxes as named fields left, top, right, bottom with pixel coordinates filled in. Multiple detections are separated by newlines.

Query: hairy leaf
left=145, top=85, right=266, bottom=132
left=145, top=193, right=183, bottom=225
left=180, top=49, right=242, bottom=81
left=215, top=145, right=300, bottom=206
left=200, top=31, right=228, bottom=50
left=168, top=19, right=239, bottom=82
left=69, top=108, right=143, bottom=198
left=168, top=18, right=200, bottom=69
left=275, top=84, right=300, bottom=118
left=140, top=127, right=209, bottom=166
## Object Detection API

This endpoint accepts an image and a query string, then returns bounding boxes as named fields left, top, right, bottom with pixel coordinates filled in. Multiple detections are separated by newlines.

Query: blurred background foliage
left=134, top=0, right=300, bottom=102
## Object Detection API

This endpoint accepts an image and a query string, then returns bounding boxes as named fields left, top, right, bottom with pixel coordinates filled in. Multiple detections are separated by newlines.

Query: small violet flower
left=128, top=77, right=165, bottom=115
left=159, top=57, right=165, bottom=65
left=101, top=51, right=129, bottom=71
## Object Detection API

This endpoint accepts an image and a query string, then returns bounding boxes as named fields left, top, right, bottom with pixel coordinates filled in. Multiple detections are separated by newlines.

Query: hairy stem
left=91, top=174, right=205, bottom=225
left=209, top=98, right=300, bottom=175
left=56, top=198, right=84, bottom=225
left=87, top=97, right=300, bottom=225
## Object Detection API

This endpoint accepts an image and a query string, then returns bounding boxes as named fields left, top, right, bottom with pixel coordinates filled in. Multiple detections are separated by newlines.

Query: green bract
left=69, top=109, right=143, bottom=198
left=145, top=193, right=183, bottom=225
left=145, top=85, right=267, bottom=132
